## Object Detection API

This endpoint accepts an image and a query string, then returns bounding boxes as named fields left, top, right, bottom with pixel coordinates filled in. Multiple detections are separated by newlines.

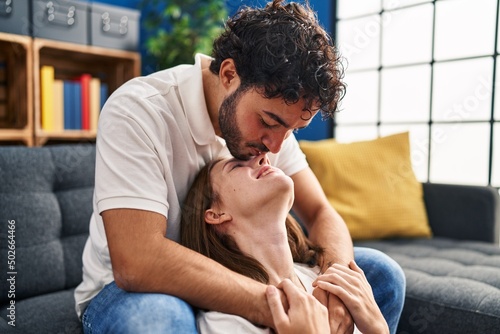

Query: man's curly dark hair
left=209, top=0, right=345, bottom=119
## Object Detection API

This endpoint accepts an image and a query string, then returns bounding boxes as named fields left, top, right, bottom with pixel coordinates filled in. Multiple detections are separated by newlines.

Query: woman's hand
left=266, top=279, right=329, bottom=334
left=313, top=261, right=389, bottom=334
left=312, top=287, right=355, bottom=334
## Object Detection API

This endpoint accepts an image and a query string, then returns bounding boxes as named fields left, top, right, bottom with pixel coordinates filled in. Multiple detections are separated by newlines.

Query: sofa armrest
left=422, top=183, right=500, bottom=243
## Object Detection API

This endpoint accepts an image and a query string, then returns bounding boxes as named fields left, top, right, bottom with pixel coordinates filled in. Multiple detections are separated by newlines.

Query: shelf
left=0, top=128, right=33, bottom=145
left=33, top=38, right=140, bottom=88
left=0, top=32, right=33, bottom=146
left=32, top=38, right=140, bottom=145
left=0, top=35, right=140, bottom=146
left=34, top=130, right=98, bottom=146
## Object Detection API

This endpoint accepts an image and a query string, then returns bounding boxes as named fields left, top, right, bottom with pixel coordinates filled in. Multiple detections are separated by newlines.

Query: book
left=100, top=83, right=108, bottom=109
left=63, top=81, right=73, bottom=130
left=73, top=81, right=82, bottom=130
left=79, top=74, right=91, bottom=130
left=89, top=77, right=101, bottom=131
left=53, top=79, right=64, bottom=131
left=40, top=66, right=55, bottom=131
left=63, top=81, right=81, bottom=130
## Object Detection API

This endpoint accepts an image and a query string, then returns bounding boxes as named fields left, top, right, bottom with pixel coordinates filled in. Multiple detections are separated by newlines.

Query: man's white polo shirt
left=74, top=54, right=308, bottom=317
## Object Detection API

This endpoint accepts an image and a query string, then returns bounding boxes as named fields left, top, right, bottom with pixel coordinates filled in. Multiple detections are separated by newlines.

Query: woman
left=180, top=154, right=388, bottom=334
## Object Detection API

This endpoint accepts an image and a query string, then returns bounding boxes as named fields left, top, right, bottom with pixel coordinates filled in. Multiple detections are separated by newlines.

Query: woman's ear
left=205, top=209, right=232, bottom=225
left=219, top=59, right=240, bottom=91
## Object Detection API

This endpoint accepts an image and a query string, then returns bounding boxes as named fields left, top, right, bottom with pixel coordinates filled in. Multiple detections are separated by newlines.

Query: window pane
left=432, top=58, right=493, bottom=122
left=492, top=123, right=500, bottom=187
left=337, top=0, right=381, bottom=19
left=494, top=56, right=500, bottom=121
left=381, top=4, right=433, bottom=66
left=383, top=0, right=432, bottom=10
left=380, top=65, right=431, bottom=123
left=337, top=71, right=379, bottom=124
left=335, top=125, right=378, bottom=143
left=380, top=124, right=430, bottom=182
left=498, top=2, right=500, bottom=54
left=434, top=0, right=496, bottom=61
left=337, top=16, right=381, bottom=71
left=430, top=123, right=490, bottom=185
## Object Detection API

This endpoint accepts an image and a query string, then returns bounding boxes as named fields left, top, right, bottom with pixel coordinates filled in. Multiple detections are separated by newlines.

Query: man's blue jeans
left=82, top=247, right=405, bottom=334
left=354, top=247, right=406, bottom=333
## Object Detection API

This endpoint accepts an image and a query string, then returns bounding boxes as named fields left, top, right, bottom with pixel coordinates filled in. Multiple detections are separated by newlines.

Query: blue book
left=100, top=83, right=108, bottom=109
left=63, top=81, right=73, bottom=130
left=73, top=82, right=82, bottom=130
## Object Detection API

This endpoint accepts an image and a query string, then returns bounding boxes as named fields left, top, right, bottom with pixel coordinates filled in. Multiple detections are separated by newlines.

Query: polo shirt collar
left=178, top=53, right=217, bottom=146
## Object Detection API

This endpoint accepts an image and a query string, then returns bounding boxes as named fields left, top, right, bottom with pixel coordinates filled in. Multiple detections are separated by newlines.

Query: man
left=75, top=1, right=405, bottom=333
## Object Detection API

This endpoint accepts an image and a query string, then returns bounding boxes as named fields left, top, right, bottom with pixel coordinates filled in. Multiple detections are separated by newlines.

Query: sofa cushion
left=300, top=132, right=432, bottom=240
left=0, top=145, right=95, bottom=305
left=355, top=238, right=500, bottom=333
left=0, top=289, right=82, bottom=334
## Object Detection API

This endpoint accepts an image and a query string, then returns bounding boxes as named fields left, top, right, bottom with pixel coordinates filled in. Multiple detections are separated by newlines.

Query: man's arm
left=291, top=167, right=354, bottom=269
left=291, top=167, right=355, bottom=334
left=102, top=208, right=274, bottom=327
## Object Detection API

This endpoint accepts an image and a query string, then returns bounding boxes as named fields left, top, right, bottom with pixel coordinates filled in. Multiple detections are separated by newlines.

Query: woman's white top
left=197, top=263, right=362, bottom=334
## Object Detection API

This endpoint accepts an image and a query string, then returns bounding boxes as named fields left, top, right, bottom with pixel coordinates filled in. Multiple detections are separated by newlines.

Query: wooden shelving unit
left=0, top=34, right=140, bottom=146
left=33, top=38, right=140, bottom=146
left=0, top=32, right=33, bottom=146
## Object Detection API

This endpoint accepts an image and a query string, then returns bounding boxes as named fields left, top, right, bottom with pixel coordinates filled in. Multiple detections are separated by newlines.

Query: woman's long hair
left=180, top=159, right=323, bottom=284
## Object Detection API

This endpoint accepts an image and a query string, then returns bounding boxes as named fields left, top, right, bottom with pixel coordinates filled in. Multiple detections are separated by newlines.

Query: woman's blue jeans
left=81, top=247, right=405, bottom=334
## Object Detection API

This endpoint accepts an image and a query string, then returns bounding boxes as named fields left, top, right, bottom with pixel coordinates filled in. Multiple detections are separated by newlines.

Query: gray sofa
left=0, top=144, right=499, bottom=334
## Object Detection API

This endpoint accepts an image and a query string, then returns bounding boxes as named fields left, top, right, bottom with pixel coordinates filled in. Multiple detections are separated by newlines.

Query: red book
left=79, top=74, right=91, bottom=130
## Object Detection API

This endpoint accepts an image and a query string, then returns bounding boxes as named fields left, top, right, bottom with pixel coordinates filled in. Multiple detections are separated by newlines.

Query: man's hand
left=313, top=286, right=355, bottom=334
left=314, top=261, right=389, bottom=334
left=266, top=279, right=329, bottom=334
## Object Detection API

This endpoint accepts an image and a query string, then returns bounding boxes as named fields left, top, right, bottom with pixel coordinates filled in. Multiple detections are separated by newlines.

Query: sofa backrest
left=0, top=144, right=95, bottom=304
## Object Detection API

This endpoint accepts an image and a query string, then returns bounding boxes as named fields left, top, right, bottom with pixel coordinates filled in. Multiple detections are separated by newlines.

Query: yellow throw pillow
left=299, top=132, right=432, bottom=241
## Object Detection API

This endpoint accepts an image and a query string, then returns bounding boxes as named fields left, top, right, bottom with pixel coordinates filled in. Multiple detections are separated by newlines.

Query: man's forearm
left=306, top=206, right=354, bottom=270
left=146, top=240, right=273, bottom=325
left=290, top=168, right=354, bottom=270
left=103, top=209, right=274, bottom=327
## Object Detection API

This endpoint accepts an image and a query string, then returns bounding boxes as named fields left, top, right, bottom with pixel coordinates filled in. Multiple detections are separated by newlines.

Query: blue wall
left=93, top=0, right=139, bottom=7
left=87, top=0, right=334, bottom=140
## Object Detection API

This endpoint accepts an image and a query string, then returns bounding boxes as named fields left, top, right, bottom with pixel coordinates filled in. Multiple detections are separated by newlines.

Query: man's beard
left=219, top=87, right=268, bottom=160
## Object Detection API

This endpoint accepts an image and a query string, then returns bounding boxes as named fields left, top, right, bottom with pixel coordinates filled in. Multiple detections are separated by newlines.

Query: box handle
left=45, top=1, right=76, bottom=27
left=101, top=12, right=128, bottom=37
left=0, top=0, right=13, bottom=17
